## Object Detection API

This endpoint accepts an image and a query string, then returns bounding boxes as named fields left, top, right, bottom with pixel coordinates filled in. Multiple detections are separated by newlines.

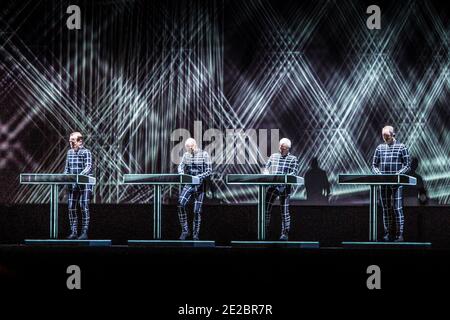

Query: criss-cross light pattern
left=0, top=0, right=448, bottom=204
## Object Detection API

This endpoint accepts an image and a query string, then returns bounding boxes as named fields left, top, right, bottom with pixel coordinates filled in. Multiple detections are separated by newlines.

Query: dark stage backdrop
left=0, top=0, right=448, bottom=204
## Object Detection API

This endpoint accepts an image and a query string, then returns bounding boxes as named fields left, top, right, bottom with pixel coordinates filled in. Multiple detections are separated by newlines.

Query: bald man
left=64, top=132, right=94, bottom=240
left=264, top=138, right=299, bottom=241
left=177, top=138, right=212, bottom=240
left=372, top=126, right=411, bottom=242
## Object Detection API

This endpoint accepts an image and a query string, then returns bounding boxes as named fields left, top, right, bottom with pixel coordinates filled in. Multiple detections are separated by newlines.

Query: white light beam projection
left=0, top=0, right=448, bottom=204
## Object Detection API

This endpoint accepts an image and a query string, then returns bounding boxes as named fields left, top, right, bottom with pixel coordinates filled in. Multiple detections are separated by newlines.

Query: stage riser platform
left=1, top=205, right=448, bottom=247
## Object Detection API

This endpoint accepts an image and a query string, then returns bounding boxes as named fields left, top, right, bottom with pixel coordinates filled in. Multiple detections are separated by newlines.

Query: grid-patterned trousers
left=178, top=184, right=205, bottom=236
left=67, top=186, right=92, bottom=232
left=380, top=186, right=404, bottom=238
left=265, top=185, right=291, bottom=236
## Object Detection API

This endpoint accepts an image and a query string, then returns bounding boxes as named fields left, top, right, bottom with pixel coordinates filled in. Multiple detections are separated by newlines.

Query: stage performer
left=64, top=132, right=94, bottom=240
left=372, top=125, right=411, bottom=242
left=177, top=138, right=212, bottom=240
left=264, top=138, right=299, bottom=241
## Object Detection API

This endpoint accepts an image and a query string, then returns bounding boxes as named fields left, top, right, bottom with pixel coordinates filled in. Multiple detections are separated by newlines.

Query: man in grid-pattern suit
left=177, top=138, right=212, bottom=240
left=264, top=138, right=299, bottom=241
left=64, top=132, right=94, bottom=240
left=372, top=126, right=411, bottom=242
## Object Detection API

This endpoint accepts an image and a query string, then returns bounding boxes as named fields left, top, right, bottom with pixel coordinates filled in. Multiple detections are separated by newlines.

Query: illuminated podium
left=226, top=174, right=304, bottom=241
left=338, top=174, right=416, bottom=242
left=122, top=174, right=200, bottom=240
left=20, top=173, right=96, bottom=239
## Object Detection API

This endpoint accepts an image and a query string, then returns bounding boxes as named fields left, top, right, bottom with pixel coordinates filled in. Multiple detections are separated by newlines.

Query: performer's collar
left=386, top=138, right=396, bottom=146
left=73, top=145, right=84, bottom=152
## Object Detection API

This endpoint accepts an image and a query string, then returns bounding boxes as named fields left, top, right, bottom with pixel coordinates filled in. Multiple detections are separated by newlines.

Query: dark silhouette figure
left=404, top=157, right=428, bottom=205
left=304, top=158, right=330, bottom=203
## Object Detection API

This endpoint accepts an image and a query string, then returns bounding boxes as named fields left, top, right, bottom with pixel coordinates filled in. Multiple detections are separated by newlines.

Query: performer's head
left=382, top=126, right=395, bottom=144
left=185, top=138, right=198, bottom=154
left=279, top=138, right=291, bottom=156
left=69, top=132, right=83, bottom=150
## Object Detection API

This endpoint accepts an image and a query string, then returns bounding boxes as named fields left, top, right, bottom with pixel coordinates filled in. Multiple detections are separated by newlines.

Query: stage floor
left=2, top=204, right=449, bottom=247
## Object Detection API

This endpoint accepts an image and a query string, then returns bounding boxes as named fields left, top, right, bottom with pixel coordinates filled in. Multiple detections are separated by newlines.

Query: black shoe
left=279, top=234, right=289, bottom=241
left=77, top=232, right=88, bottom=240
left=67, top=232, right=78, bottom=240
left=394, top=235, right=404, bottom=242
left=179, top=231, right=190, bottom=240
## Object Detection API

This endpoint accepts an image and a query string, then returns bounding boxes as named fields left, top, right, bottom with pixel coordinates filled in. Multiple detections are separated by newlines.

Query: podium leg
left=49, top=185, right=59, bottom=239
left=257, top=186, right=266, bottom=240
left=369, top=185, right=378, bottom=242
left=153, top=185, right=162, bottom=239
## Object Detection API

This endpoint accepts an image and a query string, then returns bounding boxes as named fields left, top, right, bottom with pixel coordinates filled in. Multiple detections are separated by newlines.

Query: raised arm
left=289, top=157, right=299, bottom=175
left=397, top=145, right=411, bottom=174
left=64, top=151, right=70, bottom=174
left=197, top=151, right=212, bottom=180
left=80, top=150, right=92, bottom=175
left=371, top=147, right=381, bottom=174
left=264, top=155, right=273, bottom=173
